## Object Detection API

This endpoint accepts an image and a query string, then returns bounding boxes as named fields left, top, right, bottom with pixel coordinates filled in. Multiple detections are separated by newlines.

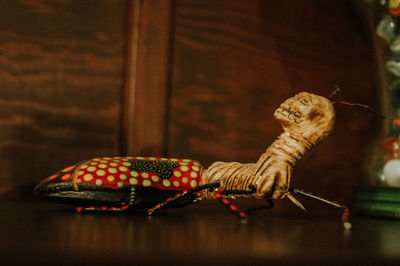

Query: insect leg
left=246, top=199, right=274, bottom=215
left=216, top=186, right=257, bottom=220
left=76, top=205, right=129, bottom=213
left=215, top=191, right=247, bottom=220
left=76, top=186, right=136, bottom=213
left=147, top=182, right=221, bottom=215
left=292, top=188, right=351, bottom=229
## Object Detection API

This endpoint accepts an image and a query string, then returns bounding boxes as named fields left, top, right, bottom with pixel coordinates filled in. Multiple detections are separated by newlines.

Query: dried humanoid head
left=274, top=92, right=335, bottom=144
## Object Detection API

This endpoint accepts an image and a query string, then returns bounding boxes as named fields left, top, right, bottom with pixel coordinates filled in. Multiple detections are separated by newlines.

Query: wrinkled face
left=274, top=92, right=335, bottom=136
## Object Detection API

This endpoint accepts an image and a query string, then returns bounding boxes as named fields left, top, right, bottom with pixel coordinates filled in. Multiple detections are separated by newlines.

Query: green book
left=354, top=186, right=400, bottom=218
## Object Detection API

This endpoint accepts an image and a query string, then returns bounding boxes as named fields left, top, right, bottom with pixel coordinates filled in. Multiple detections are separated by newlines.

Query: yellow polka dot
left=190, top=172, right=198, bottom=178
left=123, top=162, right=130, bottom=166
left=130, top=171, right=139, bottom=177
left=108, top=168, right=117, bottom=174
left=117, top=182, right=123, bottom=188
left=181, top=166, right=189, bottom=172
left=183, top=159, right=191, bottom=162
left=84, top=174, right=93, bottom=181
left=149, top=157, right=156, bottom=160
left=142, top=173, right=149, bottom=178
left=120, top=174, right=127, bottom=180
left=174, top=171, right=181, bottom=177
left=151, top=175, right=159, bottom=182
left=190, top=180, right=197, bottom=188
left=136, top=157, right=145, bottom=160
left=143, top=180, right=151, bottom=187
left=192, top=166, right=200, bottom=171
left=95, top=179, right=103, bottom=186
left=161, top=158, right=168, bottom=161
left=93, top=158, right=101, bottom=161
left=182, top=177, right=188, bottom=184
left=173, top=181, right=180, bottom=187
left=110, top=163, right=118, bottom=167
left=80, top=164, right=89, bottom=169
left=100, top=160, right=108, bottom=163
left=87, top=166, right=97, bottom=172
left=171, top=158, right=178, bottom=162
left=103, top=157, right=111, bottom=160
left=96, top=170, right=106, bottom=176
left=193, top=161, right=200, bottom=166
left=77, top=171, right=84, bottom=176
left=180, top=162, right=189, bottom=165
left=129, top=178, right=138, bottom=185
left=107, top=176, right=115, bottom=182
left=163, top=180, right=171, bottom=187
left=90, top=162, right=98, bottom=165
left=119, top=166, right=128, bottom=172
left=98, top=164, right=107, bottom=168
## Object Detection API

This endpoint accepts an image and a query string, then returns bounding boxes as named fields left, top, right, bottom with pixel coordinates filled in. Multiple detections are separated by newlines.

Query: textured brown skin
left=198, top=92, right=335, bottom=200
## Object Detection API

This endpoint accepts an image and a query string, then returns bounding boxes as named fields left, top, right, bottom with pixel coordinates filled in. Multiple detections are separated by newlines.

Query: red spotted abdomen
left=73, top=157, right=202, bottom=191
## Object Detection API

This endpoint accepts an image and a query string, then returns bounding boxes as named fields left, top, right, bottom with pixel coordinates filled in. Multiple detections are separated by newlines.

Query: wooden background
left=0, top=0, right=380, bottom=205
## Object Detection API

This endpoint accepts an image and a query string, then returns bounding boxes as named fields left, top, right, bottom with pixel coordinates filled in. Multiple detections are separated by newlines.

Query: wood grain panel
left=167, top=0, right=379, bottom=204
left=0, top=0, right=126, bottom=195
left=121, top=0, right=172, bottom=157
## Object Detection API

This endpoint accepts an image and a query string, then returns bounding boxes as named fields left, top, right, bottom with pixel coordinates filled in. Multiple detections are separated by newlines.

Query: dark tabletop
left=1, top=198, right=400, bottom=265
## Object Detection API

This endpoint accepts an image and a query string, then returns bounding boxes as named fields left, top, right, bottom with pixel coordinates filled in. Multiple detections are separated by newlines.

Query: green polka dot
left=163, top=179, right=171, bottom=187
left=143, top=180, right=151, bottom=187
left=117, top=182, right=124, bottom=188
left=142, top=173, right=149, bottom=178
left=181, top=166, right=189, bottom=172
left=190, top=172, right=198, bottom=178
left=108, top=168, right=117, bottom=174
left=119, top=166, right=128, bottom=172
left=136, top=157, right=145, bottom=160
left=96, top=170, right=106, bottom=176
left=95, top=179, right=103, bottom=186
left=98, top=164, right=107, bottom=168
left=151, top=175, right=159, bottom=182
left=80, top=164, right=89, bottom=169
left=84, top=174, right=93, bottom=181
left=120, top=174, right=127, bottom=180
left=107, top=176, right=115, bottom=182
left=129, top=178, right=138, bottom=185
left=192, top=166, right=200, bottom=171
left=78, top=171, right=84, bottom=176
left=93, top=158, right=101, bottom=161
left=173, top=181, right=180, bottom=187
left=90, top=162, right=98, bottom=165
left=171, top=158, right=178, bottom=162
left=174, top=171, right=181, bottom=177
left=190, top=180, right=197, bottom=188
left=182, top=177, right=188, bottom=184
left=123, top=162, right=130, bottom=166
left=183, top=159, right=191, bottom=162
left=87, top=166, right=96, bottom=172
left=130, top=171, right=139, bottom=177
left=149, top=157, right=156, bottom=160
left=110, top=163, right=118, bottom=167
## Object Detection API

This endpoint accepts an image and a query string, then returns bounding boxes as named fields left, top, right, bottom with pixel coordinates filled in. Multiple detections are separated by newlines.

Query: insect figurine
left=34, top=92, right=351, bottom=228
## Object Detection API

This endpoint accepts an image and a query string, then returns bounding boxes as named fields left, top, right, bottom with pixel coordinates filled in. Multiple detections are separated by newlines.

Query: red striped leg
left=147, top=190, right=190, bottom=216
left=76, top=205, right=129, bottom=213
left=215, top=192, right=247, bottom=220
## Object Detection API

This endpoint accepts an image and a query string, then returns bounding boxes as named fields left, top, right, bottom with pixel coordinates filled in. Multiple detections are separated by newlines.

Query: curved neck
left=265, top=130, right=314, bottom=167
